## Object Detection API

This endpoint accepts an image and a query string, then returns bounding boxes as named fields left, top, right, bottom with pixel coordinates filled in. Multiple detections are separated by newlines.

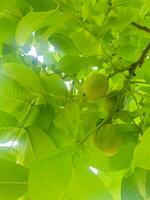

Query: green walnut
left=82, top=73, right=109, bottom=100
left=94, top=123, right=122, bottom=156
left=103, top=90, right=125, bottom=113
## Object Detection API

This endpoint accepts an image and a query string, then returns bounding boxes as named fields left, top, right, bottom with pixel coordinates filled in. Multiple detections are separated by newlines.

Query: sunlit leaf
left=0, top=159, right=29, bottom=200
left=0, top=72, right=34, bottom=114
left=26, top=0, right=57, bottom=11
left=57, top=55, right=99, bottom=75
left=70, top=153, right=113, bottom=200
left=29, top=151, right=72, bottom=200
left=16, top=11, right=52, bottom=45
left=133, top=128, right=150, bottom=169
left=25, top=126, right=57, bottom=161
left=2, top=63, right=45, bottom=95
left=0, top=0, right=16, bottom=13
left=70, top=29, right=101, bottom=56
left=121, top=171, right=144, bottom=200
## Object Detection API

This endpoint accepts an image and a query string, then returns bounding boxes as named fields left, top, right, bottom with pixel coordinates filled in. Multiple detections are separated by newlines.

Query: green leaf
left=65, top=170, right=87, bottom=200
left=121, top=172, right=144, bottom=200
left=39, top=11, right=72, bottom=40
left=0, top=0, right=15, bottom=13
left=15, top=0, right=30, bottom=16
left=113, top=123, right=140, bottom=144
left=12, top=9, right=73, bottom=47
left=57, top=55, right=99, bottom=75
left=57, top=55, right=85, bottom=76
left=23, top=105, right=41, bottom=128
left=134, top=168, right=147, bottom=199
left=0, top=110, right=18, bottom=128
left=26, top=0, right=57, bottom=11
left=0, top=0, right=150, bottom=198
left=70, top=153, right=113, bottom=200
left=109, top=143, right=136, bottom=171
left=39, top=72, right=68, bottom=98
left=133, top=127, right=150, bottom=169
left=0, top=72, right=34, bottom=114
left=90, top=0, right=96, bottom=6
left=0, top=110, right=18, bottom=147
left=146, top=170, right=150, bottom=198
left=25, top=126, right=57, bottom=161
left=80, top=105, right=101, bottom=136
left=49, top=124, right=75, bottom=148
left=54, top=102, right=80, bottom=139
left=0, top=149, right=16, bottom=164
left=16, top=11, right=51, bottom=45
left=82, top=0, right=89, bottom=22
left=35, top=104, right=54, bottom=132
left=114, top=110, right=135, bottom=122
left=49, top=33, right=79, bottom=55
left=18, top=192, right=31, bottom=200
left=24, top=104, right=54, bottom=132
left=83, top=145, right=109, bottom=172
left=2, top=63, right=45, bottom=95
left=0, top=111, right=19, bottom=161
left=0, top=159, right=29, bottom=200
left=0, top=18, right=17, bottom=43
left=136, top=59, right=150, bottom=83
left=107, top=1, right=142, bottom=32
left=70, top=29, right=101, bottom=56
left=29, top=151, right=72, bottom=200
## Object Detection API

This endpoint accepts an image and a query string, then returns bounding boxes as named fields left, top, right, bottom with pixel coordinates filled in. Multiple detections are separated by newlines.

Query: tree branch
left=128, top=42, right=150, bottom=75
left=131, top=22, right=150, bottom=34
left=130, top=22, right=150, bottom=73
left=109, top=42, right=150, bottom=78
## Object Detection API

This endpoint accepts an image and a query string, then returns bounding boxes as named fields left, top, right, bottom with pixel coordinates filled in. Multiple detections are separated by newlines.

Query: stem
left=19, top=103, right=35, bottom=128
left=132, top=90, right=150, bottom=98
left=103, top=0, right=112, bottom=23
left=130, top=81, right=150, bottom=85
left=131, top=92, right=143, bottom=127
left=108, top=68, right=128, bottom=78
left=128, top=42, right=150, bottom=75
left=2, top=10, right=22, bottom=20
left=131, top=118, right=143, bottom=135
left=131, top=22, right=150, bottom=34
left=109, top=23, right=150, bottom=78
left=77, top=114, right=112, bottom=147
left=9, top=103, right=34, bottom=149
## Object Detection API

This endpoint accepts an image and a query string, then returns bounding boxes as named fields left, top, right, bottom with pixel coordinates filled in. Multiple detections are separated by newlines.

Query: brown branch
left=108, top=68, right=128, bottom=78
left=109, top=23, right=150, bottom=78
left=109, top=42, right=150, bottom=78
left=128, top=42, right=150, bottom=75
left=131, top=22, right=150, bottom=34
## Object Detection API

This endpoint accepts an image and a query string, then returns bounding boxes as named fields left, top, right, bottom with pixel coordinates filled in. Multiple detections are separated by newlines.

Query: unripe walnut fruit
left=103, top=90, right=125, bottom=113
left=94, top=124, right=122, bottom=156
left=82, top=73, right=109, bottom=100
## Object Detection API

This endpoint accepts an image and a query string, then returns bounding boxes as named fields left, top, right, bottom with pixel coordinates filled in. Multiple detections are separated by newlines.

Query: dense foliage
left=0, top=0, right=150, bottom=199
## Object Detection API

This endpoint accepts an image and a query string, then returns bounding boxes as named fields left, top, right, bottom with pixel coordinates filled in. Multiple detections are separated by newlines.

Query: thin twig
left=131, top=92, right=143, bottom=127
left=2, top=10, right=22, bottom=20
left=108, top=42, right=150, bottom=78
left=131, top=22, right=150, bottom=34
left=129, top=22, right=150, bottom=72
left=77, top=114, right=112, bottom=147
left=108, top=68, right=128, bottom=78
left=132, top=90, right=150, bottom=98
left=109, top=22, right=150, bottom=78
left=8, top=103, right=34, bottom=151
left=132, top=44, right=150, bottom=68
left=128, top=42, right=150, bottom=75
left=130, top=81, right=150, bottom=85
left=77, top=120, right=105, bottom=147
